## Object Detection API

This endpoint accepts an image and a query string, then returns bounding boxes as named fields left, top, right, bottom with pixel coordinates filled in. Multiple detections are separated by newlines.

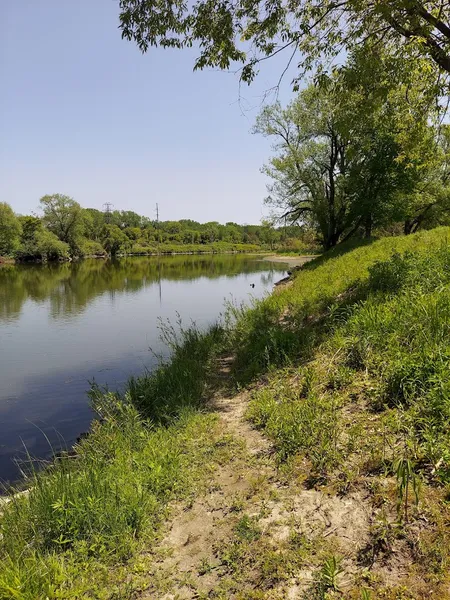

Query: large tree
left=255, top=51, right=438, bottom=247
left=40, top=194, right=84, bottom=247
left=119, top=1, right=450, bottom=86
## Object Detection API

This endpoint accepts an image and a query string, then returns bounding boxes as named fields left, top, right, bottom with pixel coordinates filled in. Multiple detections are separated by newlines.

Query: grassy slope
left=1, top=226, right=450, bottom=599
left=237, top=227, right=450, bottom=597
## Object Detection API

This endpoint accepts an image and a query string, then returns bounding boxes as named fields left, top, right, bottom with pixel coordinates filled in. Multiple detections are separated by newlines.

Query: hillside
left=1, top=227, right=450, bottom=599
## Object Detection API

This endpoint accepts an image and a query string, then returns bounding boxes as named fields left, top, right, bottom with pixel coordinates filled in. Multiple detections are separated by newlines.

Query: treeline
left=0, top=196, right=312, bottom=261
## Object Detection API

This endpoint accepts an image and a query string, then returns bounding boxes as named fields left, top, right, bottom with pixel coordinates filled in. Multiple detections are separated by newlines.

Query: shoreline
left=2, top=249, right=272, bottom=265
left=260, top=254, right=315, bottom=267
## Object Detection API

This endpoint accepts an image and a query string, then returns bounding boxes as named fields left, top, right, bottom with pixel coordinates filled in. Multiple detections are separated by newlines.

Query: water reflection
left=0, top=254, right=286, bottom=484
left=0, top=255, right=281, bottom=322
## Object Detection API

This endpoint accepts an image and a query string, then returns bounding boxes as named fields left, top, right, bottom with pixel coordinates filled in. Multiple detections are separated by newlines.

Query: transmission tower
left=103, top=202, right=114, bottom=223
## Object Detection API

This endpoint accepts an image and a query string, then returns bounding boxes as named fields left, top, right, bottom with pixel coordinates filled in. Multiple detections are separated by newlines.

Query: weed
left=394, top=456, right=421, bottom=523
left=319, top=555, right=344, bottom=592
left=234, top=514, right=261, bottom=542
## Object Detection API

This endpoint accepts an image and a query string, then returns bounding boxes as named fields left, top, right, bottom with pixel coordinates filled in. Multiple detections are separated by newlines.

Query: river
left=0, top=254, right=287, bottom=484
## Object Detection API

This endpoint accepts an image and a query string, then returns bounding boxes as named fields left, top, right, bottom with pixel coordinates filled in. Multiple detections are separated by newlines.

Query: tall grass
left=0, top=321, right=226, bottom=599
left=245, top=228, right=450, bottom=489
left=228, top=227, right=450, bottom=383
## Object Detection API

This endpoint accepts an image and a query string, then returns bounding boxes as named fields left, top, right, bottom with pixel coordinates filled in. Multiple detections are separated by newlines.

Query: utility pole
left=155, top=203, right=160, bottom=256
left=103, top=202, right=114, bottom=224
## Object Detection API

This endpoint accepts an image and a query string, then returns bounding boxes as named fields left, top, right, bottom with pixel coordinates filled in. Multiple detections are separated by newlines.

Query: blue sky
left=1, top=0, right=296, bottom=224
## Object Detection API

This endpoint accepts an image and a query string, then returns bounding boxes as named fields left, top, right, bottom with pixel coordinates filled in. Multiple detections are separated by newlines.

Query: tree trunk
left=404, top=219, right=414, bottom=235
left=364, top=214, right=373, bottom=238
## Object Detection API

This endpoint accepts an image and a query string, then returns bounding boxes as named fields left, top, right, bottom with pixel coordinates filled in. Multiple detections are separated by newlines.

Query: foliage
left=247, top=373, right=342, bottom=474
left=254, top=48, right=443, bottom=247
left=318, top=555, right=344, bottom=593
left=394, top=456, right=421, bottom=523
left=0, top=203, right=22, bottom=256
left=100, top=224, right=129, bottom=255
left=16, top=216, right=43, bottom=259
left=74, top=237, right=107, bottom=257
left=227, top=227, right=450, bottom=383
left=39, top=194, right=84, bottom=250
left=122, top=321, right=225, bottom=422
left=118, top=0, right=450, bottom=85
left=34, top=229, right=70, bottom=261
left=5, top=200, right=312, bottom=261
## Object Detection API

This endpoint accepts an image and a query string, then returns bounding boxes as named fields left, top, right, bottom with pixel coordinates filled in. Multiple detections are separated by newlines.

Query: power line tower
left=103, top=202, right=114, bottom=223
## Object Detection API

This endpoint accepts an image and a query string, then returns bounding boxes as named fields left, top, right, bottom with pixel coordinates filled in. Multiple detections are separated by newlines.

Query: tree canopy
left=119, top=0, right=450, bottom=87
left=0, top=198, right=312, bottom=260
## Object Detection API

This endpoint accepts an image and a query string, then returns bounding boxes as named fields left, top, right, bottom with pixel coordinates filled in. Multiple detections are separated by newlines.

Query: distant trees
left=40, top=194, right=84, bottom=249
left=101, top=225, right=129, bottom=255
left=2, top=197, right=309, bottom=260
left=0, top=203, right=22, bottom=256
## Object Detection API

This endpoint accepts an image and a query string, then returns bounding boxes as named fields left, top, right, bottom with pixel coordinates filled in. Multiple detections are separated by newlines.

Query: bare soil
left=133, top=368, right=422, bottom=600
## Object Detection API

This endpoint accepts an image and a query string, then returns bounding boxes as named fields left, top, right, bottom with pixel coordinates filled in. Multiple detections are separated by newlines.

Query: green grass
left=0, top=321, right=227, bottom=599
left=227, top=227, right=450, bottom=383
left=243, top=228, right=450, bottom=593
left=245, top=228, right=450, bottom=467
left=127, top=241, right=261, bottom=255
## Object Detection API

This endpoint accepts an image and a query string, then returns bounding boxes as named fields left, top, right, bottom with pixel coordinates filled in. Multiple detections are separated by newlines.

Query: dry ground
left=131, top=368, right=427, bottom=599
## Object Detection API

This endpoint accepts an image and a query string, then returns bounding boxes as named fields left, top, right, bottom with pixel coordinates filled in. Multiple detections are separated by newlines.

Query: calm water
left=0, top=254, right=286, bottom=484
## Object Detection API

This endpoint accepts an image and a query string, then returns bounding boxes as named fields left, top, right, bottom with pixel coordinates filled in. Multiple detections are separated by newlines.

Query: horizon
left=1, top=1, right=296, bottom=225
left=12, top=198, right=283, bottom=228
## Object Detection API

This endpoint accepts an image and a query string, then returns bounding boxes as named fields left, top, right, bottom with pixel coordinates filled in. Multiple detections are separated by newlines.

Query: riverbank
left=2, top=244, right=265, bottom=265
left=3, top=250, right=316, bottom=267
left=261, top=254, right=315, bottom=266
left=1, top=227, right=450, bottom=598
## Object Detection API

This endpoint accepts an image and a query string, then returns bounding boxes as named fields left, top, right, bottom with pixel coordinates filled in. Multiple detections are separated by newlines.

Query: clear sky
left=1, top=0, right=295, bottom=224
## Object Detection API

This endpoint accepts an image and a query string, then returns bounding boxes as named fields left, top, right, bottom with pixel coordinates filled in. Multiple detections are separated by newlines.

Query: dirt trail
left=134, top=366, right=390, bottom=599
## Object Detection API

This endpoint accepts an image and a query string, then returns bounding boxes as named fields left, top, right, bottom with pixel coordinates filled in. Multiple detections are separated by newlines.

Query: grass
left=2, top=226, right=450, bottom=598
left=241, top=227, right=450, bottom=595
left=127, top=241, right=261, bottom=255
left=0, top=321, right=227, bottom=599
left=226, top=229, right=450, bottom=383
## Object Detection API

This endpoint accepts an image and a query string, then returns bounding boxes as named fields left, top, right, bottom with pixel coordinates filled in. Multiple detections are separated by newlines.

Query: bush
left=75, top=238, right=106, bottom=257
left=35, top=230, right=70, bottom=261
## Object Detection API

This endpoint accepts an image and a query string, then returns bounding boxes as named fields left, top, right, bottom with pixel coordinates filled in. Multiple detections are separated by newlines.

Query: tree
left=330, top=47, right=438, bottom=237
left=16, top=215, right=43, bottom=258
left=40, top=194, right=84, bottom=247
left=101, top=225, right=128, bottom=255
left=119, top=1, right=450, bottom=86
left=255, top=87, right=357, bottom=249
left=0, top=203, right=22, bottom=256
left=254, top=51, right=438, bottom=247
left=35, top=230, right=70, bottom=261
left=83, top=208, right=106, bottom=241
left=402, top=124, right=450, bottom=234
